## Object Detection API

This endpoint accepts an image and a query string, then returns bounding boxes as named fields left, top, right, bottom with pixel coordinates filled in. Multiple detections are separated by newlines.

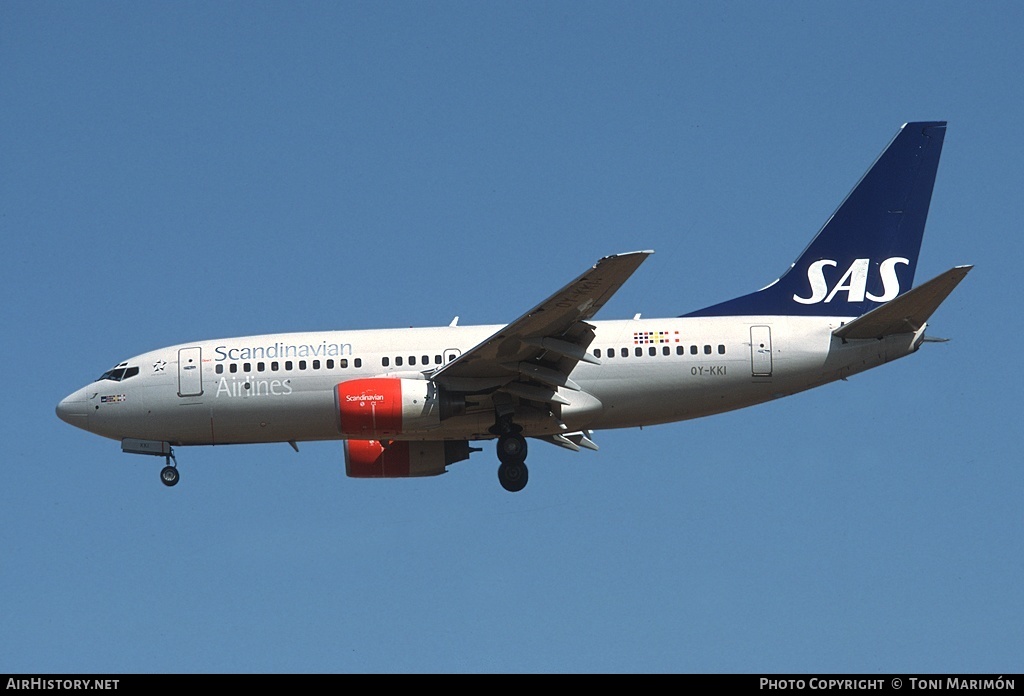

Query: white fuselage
left=56, top=315, right=923, bottom=447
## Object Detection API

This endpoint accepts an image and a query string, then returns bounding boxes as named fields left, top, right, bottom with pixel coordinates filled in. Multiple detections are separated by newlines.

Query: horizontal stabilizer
left=833, top=265, right=972, bottom=340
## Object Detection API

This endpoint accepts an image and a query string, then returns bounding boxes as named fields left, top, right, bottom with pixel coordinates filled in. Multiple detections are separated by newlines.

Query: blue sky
left=2, top=1, right=1021, bottom=674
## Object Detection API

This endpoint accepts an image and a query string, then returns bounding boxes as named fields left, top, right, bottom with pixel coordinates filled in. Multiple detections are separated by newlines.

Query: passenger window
left=313, top=360, right=321, bottom=369
left=271, top=361, right=279, bottom=371
left=422, top=355, right=429, bottom=365
left=216, top=364, right=224, bottom=374
left=299, top=360, right=307, bottom=370
left=230, top=363, right=238, bottom=374
left=704, top=345, right=712, bottom=354
left=676, top=346, right=684, bottom=356
left=606, top=349, right=614, bottom=359
left=327, top=359, right=334, bottom=369
left=257, top=362, right=265, bottom=372
left=409, top=356, right=416, bottom=366
left=663, top=346, right=670, bottom=356
left=621, top=347, right=628, bottom=358
left=649, top=347, right=656, bottom=356
left=340, top=359, right=348, bottom=368
left=635, top=347, right=642, bottom=357
left=354, top=358, right=362, bottom=368
left=690, top=346, right=698, bottom=355
left=244, top=363, right=252, bottom=373
left=285, top=361, right=293, bottom=370
left=435, top=355, right=442, bottom=365
left=594, top=349, right=602, bottom=358
left=382, top=357, right=390, bottom=367
left=718, top=344, right=725, bottom=354
left=396, top=357, right=403, bottom=367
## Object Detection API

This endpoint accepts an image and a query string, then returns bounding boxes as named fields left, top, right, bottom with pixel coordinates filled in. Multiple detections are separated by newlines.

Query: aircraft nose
left=56, top=389, right=90, bottom=427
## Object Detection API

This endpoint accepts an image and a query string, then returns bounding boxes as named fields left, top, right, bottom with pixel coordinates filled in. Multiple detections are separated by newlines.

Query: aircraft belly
left=578, top=346, right=833, bottom=430
left=582, top=368, right=752, bottom=429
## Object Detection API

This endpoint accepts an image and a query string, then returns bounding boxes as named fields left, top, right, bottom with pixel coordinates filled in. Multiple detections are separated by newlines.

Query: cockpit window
left=96, top=365, right=140, bottom=382
left=97, top=367, right=125, bottom=382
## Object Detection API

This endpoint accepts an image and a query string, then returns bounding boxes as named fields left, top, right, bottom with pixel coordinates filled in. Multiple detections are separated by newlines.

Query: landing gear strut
left=493, top=418, right=529, bottom=492
left=159, top=448, right=179, bottom=487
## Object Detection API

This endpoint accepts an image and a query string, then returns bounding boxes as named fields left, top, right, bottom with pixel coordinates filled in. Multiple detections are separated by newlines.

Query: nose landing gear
left=120, top=439, right=180, bottom=488
left=159, top=448, right=179, bottom=487
left=160, top=451, right=179, bottom=487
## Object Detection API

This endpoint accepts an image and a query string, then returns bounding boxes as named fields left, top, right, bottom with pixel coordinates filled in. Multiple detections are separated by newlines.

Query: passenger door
left=178, top=347, right=203, bottom=397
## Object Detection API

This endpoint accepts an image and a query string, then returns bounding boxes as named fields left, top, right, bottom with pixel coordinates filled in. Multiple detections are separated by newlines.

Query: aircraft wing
left=430, top=251, right=652, bottom=395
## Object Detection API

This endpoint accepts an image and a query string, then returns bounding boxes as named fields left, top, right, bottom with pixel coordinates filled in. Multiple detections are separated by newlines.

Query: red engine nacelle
left=344, top=439, right=475, bottom=478
left=336, top=378, right=445, bottom=439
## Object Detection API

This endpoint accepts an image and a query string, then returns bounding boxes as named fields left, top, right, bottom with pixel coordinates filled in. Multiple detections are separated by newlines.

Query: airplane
left=56, top=121, right=970, bottom=492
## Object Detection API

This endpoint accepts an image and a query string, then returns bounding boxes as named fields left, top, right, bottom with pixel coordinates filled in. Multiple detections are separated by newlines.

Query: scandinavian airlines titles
left=214, top=341, right=353, bottom=361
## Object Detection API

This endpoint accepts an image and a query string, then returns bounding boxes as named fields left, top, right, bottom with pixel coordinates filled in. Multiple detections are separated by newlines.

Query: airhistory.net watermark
left=6, top=679, right=118, bottom=690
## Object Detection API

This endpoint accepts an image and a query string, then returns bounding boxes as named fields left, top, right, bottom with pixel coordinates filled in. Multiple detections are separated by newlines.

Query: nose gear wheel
left=159, top=448, right=179, bottom=487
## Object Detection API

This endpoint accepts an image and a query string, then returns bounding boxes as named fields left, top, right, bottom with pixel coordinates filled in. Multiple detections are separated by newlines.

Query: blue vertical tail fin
left=684, top=121, right=947, bottom=318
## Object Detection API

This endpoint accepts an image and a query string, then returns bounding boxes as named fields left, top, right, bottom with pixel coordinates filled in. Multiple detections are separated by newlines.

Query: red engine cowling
left=336, top=378, right=442, bottom=438
left=344, top=439, right=474, bottom=478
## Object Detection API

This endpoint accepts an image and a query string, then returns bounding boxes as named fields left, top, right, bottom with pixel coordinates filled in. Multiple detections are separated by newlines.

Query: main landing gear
left=493, top=418, right=529, bottom=493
